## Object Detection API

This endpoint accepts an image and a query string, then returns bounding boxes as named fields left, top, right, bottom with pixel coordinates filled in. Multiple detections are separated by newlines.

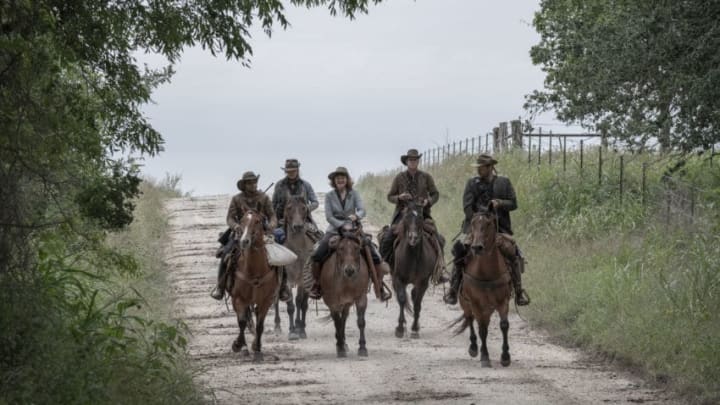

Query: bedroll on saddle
left=264, top=236, right=298, bottom=266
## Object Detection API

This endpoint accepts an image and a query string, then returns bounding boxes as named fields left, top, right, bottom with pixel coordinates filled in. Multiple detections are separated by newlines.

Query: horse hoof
left=231, top=340, right=242, bottom=353
left=501, top=354, right=511, bottom=367
left=336, top=349, right=347, bottom=358
left=410, top=331, right=420, bottom=339
left=253, top=352, right=264, bottom=362
left=288, top=332, right=300, bottom=341
left=395, top=327, right=405, bottom=339
left=469, top=346, right=478, bottom=358
left=299, top=330, right=307, bottom=339
left=274, top=325, right=282, bottom=334
left=241, top=348, right=250, bottom=357
left=481, top=359, right=491, bottom=368
left=358, top=347, right=368, bottom=357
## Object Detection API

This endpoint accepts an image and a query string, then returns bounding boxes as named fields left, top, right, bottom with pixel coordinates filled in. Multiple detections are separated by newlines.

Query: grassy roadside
left=0, top=175, right=206, bottom=404
left=357, top=150, right=720, bottom=403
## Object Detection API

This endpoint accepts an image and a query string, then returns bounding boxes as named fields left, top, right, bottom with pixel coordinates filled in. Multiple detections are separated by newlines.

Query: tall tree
left=526, top=0, right=720, bottom=151
left=0, top=0, right=382, bottom=272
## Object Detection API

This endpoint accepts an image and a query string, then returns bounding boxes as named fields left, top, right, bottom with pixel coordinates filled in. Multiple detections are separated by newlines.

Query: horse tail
left=450, top=315, right=471, bottom=336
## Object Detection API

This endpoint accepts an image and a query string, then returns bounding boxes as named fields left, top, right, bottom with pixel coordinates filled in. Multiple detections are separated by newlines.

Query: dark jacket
left=387, top=170, right=439, bottom=219
left=227, top=191, right=277, bottom=231
left=462, top=175, right=517, bottom=234
left=271, top=178, right=319, bottom=221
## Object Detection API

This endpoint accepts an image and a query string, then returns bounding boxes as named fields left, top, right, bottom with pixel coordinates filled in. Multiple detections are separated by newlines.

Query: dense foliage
left=527, top=0, right=720, bottom=151
left=1, top=1, right=381, bottom=402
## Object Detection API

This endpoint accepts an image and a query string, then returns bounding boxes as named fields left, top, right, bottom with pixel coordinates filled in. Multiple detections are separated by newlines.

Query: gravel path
left=165, top=193, right=678, bottom=404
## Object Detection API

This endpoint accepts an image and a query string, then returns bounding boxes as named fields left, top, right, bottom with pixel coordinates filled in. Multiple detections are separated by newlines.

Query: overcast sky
left=141, top=0, right=568, bottom=196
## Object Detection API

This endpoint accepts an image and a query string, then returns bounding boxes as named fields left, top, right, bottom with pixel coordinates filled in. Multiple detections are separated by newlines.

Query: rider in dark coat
left=271, top=159, right=322, bottom=243
left=443, top=154, right=530, bottom=306
left=379, top=149, right=443, bottom=267
left=211, top=171, right=291, bottom=302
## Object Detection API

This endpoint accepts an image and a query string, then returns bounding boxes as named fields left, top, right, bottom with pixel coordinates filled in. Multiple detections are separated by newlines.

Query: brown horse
left=229, top=208, right=278, bottom=362
left=453, top=205, right=512, bottom=367
left=391, top=200, right=437, bottom=339
left=273, top=193, right=314, bottom=340
left=320, top=225, right=370, bottom=358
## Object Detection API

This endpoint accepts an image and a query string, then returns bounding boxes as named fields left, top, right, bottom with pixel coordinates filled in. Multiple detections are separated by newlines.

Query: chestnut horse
left=391, top=200, right=437, bottom=339
left=273, top=193, right=314, bottom=340
left=319, top=225, right=370, bottom=358
left=452, top=205, right=512, bottom=367
left=229, top=208, right=278, bottom=362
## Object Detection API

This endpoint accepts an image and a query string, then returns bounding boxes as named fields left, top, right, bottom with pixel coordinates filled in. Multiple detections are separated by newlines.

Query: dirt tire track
left=165, top=193, right=678, bottom=404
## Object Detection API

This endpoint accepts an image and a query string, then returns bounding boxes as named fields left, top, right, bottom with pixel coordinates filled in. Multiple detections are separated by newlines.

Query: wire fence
left=419, top=119, right=719, bottom=235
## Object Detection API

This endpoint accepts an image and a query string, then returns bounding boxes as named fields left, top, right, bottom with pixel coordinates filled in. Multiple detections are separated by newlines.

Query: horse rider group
left=211, top=149, right=530, bottom=307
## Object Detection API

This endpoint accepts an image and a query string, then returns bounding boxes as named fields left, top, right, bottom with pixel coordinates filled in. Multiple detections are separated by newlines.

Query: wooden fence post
left=499, top=122, right=509, bottom=151
left=493, top=127, right=500, bottom=153
left=537, top=128, right=542, bottom=165
left=471, top=137, right=475, bottom=154
left=549, top=131, right=553, bottom=165
left=511, top=120, right=523, bottom=148
left=563, top=136, right=567, bottom=171
left=528, top=134, right=532, bottom=165
left=580, top=140, right=584, bottom=175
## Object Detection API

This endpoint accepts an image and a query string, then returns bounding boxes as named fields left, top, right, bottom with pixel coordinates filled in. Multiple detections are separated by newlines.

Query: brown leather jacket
left=226, top=191, right=277, bottom=231
left=387, top=170, right=439, bottom=218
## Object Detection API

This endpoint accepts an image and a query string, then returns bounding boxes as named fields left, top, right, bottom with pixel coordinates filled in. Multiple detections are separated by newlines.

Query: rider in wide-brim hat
left=470, top=153, right=498, bottom=167
left=236, top=171, right=260, bottom=191
left=327, top=166, right=351, bottom=181
left=400, top=149, right=423, bottom=166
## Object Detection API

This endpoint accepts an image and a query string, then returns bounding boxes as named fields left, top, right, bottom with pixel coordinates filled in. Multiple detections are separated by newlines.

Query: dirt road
left=165, top=193, right=677, bottom=404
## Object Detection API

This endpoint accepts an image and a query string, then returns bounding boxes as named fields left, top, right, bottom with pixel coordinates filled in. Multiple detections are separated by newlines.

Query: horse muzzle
left=408, top=232, right=419, bottom=247
left=471, top=243, right=484, bottom=255
left=292, top=223, right=304, bottom=233
left=343, top=265, right=357, bottom=278
left=240, top=238, right=251, bottom=250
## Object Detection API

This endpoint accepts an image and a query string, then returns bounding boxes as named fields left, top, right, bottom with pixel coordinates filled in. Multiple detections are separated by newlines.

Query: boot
left=373, top=261, right=392, bottom=302
left=510, top=257, right=530, bottom=306
left=210, top=259, right=227, bottom=300
left=308, top=261, right=323, bottom=299
left=276, top=267, right=292, bottom=302
left=443, top=261, right=464, bottom=305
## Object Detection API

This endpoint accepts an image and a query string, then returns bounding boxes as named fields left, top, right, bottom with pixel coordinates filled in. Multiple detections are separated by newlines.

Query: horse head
left=284, top=192, right=308, bottom=234
left=237, top=209, right=265, bottom=251
left=469, top=203, right=498, bottom=256
left=336, top=226, right=363, bottom=279
left=400, top=200, right=424, bottom=247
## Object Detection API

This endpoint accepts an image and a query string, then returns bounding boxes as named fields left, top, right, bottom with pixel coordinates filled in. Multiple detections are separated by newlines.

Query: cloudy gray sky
left=141, top=0, right=568, bottom=196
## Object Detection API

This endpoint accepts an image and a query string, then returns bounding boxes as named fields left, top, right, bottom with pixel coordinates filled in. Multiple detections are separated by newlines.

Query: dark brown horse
left=391, top=200, right=437, bottom=339
left=319, top=225, right=370, bottom=357
left=273, top=193, right=314, bottom=340
left=453, top=205, right=512, bottom=367
left=229, top=208, right=278, bottom=362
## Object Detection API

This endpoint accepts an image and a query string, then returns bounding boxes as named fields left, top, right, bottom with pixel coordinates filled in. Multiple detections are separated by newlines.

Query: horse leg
left=468, top=318, right=478, bottom=357
left=393, top=277, right=406, bottom=338
left=479, top=314, right=491, bottom=367
left=273, top=298, right=282, bottom=334
left=232, top=301, right=249, bottom=355
left=410, top=280, right=428, bottom=339
left=252, top=304, right=270, bottom=362
left=331, top=311, right=347, bottom=358
left=287, top=289, right=299, bottom=341
left=499, top=304, right=511, bottom=367
left=341, top=306, right=350, bottom=353
left=296, top=287, right=309, bottom=339
left=356, top=295, right=368, bottom=357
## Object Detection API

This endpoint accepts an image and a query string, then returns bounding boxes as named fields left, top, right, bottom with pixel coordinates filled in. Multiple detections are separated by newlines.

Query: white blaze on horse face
left=240, top=213, right=252, bottom=246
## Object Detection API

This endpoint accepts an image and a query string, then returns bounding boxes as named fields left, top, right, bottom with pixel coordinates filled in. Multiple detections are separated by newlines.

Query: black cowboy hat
left=236, top=171, right=260, bottom=190
left=281, top=158, right=300, bottom=172
left=400, top=149, right=423, bottom=165
left=471, top=153, right=498, bottom=167
left=327, top=166, right=350, bottom=180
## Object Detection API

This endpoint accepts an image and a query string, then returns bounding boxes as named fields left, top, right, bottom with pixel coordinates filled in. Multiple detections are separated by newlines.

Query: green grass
left=357, top=149, right=720, bottom=403
left=0, top=174, right=206, bottom=404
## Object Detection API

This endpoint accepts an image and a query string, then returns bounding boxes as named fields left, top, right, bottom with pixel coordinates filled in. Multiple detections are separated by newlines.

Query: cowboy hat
left=400, top=149, right=423, bottom=165
left=470, top=153, right=498, bottom=167
left=281, top=158, right=300, bottom=172
left=327, top=166, right=350, bottom=180
left=236, top=171, right=260, bottom=190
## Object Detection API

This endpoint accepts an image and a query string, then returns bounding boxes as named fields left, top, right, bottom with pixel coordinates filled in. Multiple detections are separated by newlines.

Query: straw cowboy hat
left=281, top=158, right=300, bottom=172
left=327, top=166, right=350, bottom=180
left=236, top=171, right=260, bottom=190
left=470, top=153, right=498, bottom=167
left=400, top=149, right=423, bottom=166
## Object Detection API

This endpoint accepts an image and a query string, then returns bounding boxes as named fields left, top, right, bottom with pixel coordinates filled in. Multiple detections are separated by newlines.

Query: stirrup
left=308, top=283, right=322, bottom=300
left=515, top=289, right=530, bottom=306
left=210, top=287, right=224, bottom=301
